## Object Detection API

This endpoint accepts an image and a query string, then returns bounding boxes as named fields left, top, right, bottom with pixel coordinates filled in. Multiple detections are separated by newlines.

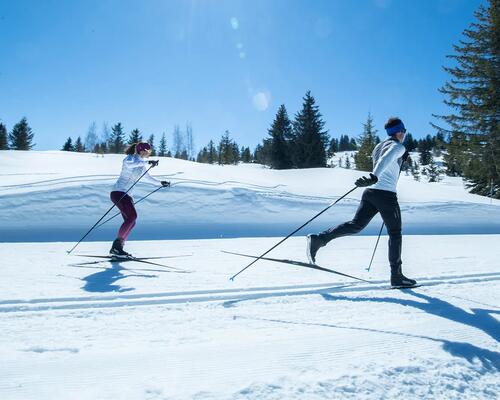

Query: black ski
left=72, top=255, right=191, bottom=273
left=223, top=251, right=372, bottom=283
left=391, top=284, right=422, bottom=290
left=75, top=254, right=191, bottom=261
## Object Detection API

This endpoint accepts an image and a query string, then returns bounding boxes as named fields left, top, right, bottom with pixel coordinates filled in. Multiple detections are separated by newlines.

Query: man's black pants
left=319, top=188, right=402, bottom=269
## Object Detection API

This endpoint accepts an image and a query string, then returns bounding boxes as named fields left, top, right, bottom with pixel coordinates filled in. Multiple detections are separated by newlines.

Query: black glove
left=148, top=160, right=159, bottom=167
left=161, top=181, right=170, bottom=188
left=402, top=151, right=410, bottom=162
left=355, top=173, right=378, bottom=187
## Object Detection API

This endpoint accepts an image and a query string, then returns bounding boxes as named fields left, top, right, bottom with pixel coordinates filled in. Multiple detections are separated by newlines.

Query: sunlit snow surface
left=0, top=151, right=498, bottom=399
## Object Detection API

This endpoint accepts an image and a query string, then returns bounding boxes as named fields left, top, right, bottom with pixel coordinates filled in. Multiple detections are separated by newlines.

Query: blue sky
left=0, top=0, right=483, bottom=151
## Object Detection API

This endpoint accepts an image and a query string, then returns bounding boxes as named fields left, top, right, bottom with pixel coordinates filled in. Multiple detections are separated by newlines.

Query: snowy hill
left=0, top=150, right=498, bottom=242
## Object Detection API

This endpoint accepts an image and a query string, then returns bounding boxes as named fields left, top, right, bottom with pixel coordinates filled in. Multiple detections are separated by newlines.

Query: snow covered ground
left=0, top=236, right=499, bottom=399
left=0, top=150, right=499, bottom=399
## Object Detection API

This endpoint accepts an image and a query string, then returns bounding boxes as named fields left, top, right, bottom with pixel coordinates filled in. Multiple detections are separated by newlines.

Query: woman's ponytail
left=125, top=143, right=137, bottom=155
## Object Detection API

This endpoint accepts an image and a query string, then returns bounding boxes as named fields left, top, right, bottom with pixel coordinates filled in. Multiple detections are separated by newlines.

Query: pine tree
left=207, top=140, right=217, bottom=164
left=268, top=104, right=293, bottom=169
left=240, top=146, right=252, bottom=163
left=218, top=131, right=239, bottom=165
left=444, top=132, right=468, bottom=176
left=432, top=0, right=499, bottom=198
left=411, top=161, right=421, bottom=181
left=404, top=133, right=418, bottom=152
left=128, top=128, right=142, bottom=144
left=345, top=155, right=351, bottom=169
left=418, top=134, right=434, bottom=165
left=292, top=91, right=329, bottom=168
left=254, top=139, right=272, bottom=165
left=9, top=117, right=35, bottom=150
left=74, top=136, right=85, bottom=152
left=327, top=138, right=339, bottom=156
left=338, top=134, right=354, bottom=151
left=0, top=122, right=8, bottom=150
left=158, top=133, right=167, bottom=157
left=196, top=147, right=208, bottom=163
left=423, top=157, right=443, bottom=182
left=109, top=123, right=126, bottom=153
left=354, top=113, right=378, bottom=171
left=62, top=137, right=74, bottom=151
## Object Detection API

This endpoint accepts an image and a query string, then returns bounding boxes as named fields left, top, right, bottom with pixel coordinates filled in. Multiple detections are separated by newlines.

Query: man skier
left=307, top=117, right=416, bottom=288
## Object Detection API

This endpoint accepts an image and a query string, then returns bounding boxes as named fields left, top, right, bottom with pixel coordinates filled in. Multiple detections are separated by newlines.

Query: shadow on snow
left=80, top=262, right=158, bottom=293
left=319, top=290, right=500, bottom=371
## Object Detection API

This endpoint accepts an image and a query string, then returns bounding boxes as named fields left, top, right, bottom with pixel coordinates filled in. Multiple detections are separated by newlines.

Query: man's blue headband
left=386, top=122, right=406, bottom=136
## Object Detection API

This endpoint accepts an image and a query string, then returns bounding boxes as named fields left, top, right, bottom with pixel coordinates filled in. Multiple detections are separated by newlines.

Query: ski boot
left=391, top=265, right=417, bottom=288
left=307, top=234, right=325, bottom=264
left=109, top=238, right=133, bottom=259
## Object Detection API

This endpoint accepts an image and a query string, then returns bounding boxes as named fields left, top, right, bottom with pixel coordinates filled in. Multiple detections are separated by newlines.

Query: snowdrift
left=0, top=150, right=499, bottom=242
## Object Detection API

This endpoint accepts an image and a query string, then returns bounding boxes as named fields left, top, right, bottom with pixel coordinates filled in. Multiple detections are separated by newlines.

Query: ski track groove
left=0, top=271, right=498, bottom=314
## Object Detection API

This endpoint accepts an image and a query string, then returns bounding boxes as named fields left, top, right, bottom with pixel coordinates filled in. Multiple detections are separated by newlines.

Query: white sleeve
left=372, top=143, right=405, bottom=177
left=141, top=170, right=162, bottom=186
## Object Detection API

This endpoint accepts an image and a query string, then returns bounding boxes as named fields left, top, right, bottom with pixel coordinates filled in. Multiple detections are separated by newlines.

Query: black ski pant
left=318, top=188, right=402, bottom=270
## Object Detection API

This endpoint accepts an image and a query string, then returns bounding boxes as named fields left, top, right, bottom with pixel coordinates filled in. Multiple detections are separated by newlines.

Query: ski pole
left=366, top=222, right=384, bottom=272
left=67, top=165, right=155, bottom=254
left=95, top=185, right=165, bottom=229
left=229, top=186, right=358, bottom=281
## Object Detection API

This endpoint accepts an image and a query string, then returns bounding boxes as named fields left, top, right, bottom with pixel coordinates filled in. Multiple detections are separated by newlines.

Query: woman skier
left=109, top=142, right=170, bottom=258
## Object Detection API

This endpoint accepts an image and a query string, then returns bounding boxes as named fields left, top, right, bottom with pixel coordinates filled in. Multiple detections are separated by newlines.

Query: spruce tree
left=128, top=128, right=142, bottom=144
left=207, top=140, right=217, bottom=164
left=292, top=91, right=329, bottom=168
left=254, top=140, right=272, bottom=165
left=158, top=133, right=167, bottom=157
left=418, top=135, right=433, bottom=165
left=268, top=104, right=293, bottom=169
left=345, top=155, right=351, bottom=169
left=74, top=136, right=85, bottom=152
left=339, top=135, right=351, bottom=151
left=240, top=146, right=252, bottom=163
left=109, top=123, right=126, bottom=153
left=424, top=157, right=443, bottom=182
left=354, top=113, right=378, bottom=171
left=196, top=147, right=208, bottom=163
left=404, top=133, right=418, bottom=152
left=9, top=117, right=35, bottom=150
left=0, top=122, right=8, bottom=150
left=62, top=137, right=74, bottom=151
left=217, top=131, right=239, bottom=165
left=327, top=138, right=339, bottom=156
left=432, top=0, right=499, bottom=197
